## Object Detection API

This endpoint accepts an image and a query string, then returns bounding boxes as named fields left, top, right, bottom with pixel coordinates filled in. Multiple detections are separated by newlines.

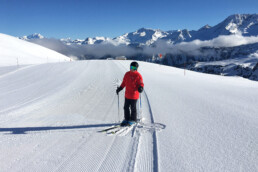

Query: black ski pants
left=124, top=98, right=138, bottom=121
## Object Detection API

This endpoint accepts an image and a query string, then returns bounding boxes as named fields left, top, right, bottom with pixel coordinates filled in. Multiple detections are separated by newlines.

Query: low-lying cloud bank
left=173, top=35, right=258, bottom=55
left=30, top=38, right=138, bottom=59
left=29, top=35, right=258, bottom=59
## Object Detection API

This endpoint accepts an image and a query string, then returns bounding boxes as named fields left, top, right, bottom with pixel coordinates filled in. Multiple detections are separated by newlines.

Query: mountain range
left=21, top=14, right=258, bottom=46
left=19, top=14, right=258, bottom=81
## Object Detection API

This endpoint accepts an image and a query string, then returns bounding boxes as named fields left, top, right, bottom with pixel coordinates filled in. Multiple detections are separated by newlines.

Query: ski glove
left=138, top=86, right=143, bottom=93
left=116, top=86, right=123, bottom=95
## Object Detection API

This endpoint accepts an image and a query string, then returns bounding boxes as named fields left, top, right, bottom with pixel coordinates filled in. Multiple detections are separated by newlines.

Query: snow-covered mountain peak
left=60, top=38, right=73, bottom=45
left=219, top=14, right=258, bottom=35
left=114, top=28, right=169, bottom=45
left=198, top=24, right=212, bottom=31
left=95, top=36, right=106, bottom=40
left=188, top=14, right=258, bottom=41
left=226, top=14, right=255, bottom=23
left=60, top=38, right=71, bottom=42
left=132, top=28, right=155, bottom=36
left=82, top=37, right=108, bottom=45
left=20, top=33, right=44, bottom=40
left=137, top=27, right=153, bottom=32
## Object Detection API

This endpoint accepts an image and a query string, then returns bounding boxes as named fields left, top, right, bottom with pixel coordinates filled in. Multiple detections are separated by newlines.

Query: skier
left=116, top=61, right=144, bottom=126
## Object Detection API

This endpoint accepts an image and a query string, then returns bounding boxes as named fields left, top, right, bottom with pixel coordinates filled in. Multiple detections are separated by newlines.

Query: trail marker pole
left=184, top=62, right=186, bottom=76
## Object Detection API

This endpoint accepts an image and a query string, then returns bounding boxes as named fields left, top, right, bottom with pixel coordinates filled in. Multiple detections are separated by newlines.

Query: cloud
left=29, top=38, right=140, bottom=58
left=29, top=35, right=258, bottom=58
left=79, top=43, right=139, bottom=57
left=141, top=35, right=258, bottom=57
left=172, top=35, right=258, bottom=55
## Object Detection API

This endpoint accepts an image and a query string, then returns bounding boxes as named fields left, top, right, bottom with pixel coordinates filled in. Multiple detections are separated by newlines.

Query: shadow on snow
left=0, top=123, right=119, bottom=135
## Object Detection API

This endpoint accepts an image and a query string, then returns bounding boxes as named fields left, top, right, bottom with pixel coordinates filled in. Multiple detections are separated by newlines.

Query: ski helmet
left=130, top=61, right=139, bottom=70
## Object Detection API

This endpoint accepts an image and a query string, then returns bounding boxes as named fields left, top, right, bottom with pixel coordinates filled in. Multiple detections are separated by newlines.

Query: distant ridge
left=20, top=14, right=258, bottom=46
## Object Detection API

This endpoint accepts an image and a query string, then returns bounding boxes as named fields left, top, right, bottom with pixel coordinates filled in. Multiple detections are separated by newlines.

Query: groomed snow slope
left=0, top=33, right=71, bottom=67
left=0, top=60, right=257, bottom=172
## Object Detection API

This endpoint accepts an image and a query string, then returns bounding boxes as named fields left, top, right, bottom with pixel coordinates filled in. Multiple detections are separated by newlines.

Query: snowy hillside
left=0, top=60, right=257, bottom=172
left=162, top=42, right=258, bottom=81
left=0, top=33, right=71, bottom=66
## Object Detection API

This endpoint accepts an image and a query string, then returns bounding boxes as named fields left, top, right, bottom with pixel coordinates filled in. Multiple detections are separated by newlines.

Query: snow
left=0, top=58, right=258, bottom=171
left=245, top=22, right=255, bottom=33
left=226, top=22, right=239, bottom=34
left=0, top=33, right=71, bottom=66
left=140, top=32, right=146, bottom=37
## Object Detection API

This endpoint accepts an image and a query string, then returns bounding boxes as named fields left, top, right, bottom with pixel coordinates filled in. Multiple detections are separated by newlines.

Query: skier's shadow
left=0, top=123, right=119, bottom=135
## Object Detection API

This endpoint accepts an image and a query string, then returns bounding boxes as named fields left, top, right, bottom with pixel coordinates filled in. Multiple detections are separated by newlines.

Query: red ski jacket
left=120, top=70, right=144, bottom=100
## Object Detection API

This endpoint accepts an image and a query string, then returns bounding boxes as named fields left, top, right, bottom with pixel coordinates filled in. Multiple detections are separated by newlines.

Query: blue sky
left=1, top=0, right=257, bottom=39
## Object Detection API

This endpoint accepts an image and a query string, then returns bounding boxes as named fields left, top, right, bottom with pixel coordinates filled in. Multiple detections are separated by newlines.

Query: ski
left=107, top=127, right=125, bottom=134
left=107, top=123, right=136, bottom=135
left=98, top=125, right=120, bottom=133
left=99, top=121, right=141, bottom=135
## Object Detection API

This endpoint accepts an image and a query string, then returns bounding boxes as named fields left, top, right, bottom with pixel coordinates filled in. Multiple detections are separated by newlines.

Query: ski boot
left=120, top=120, right=129, bottom=126
left=128, top=120, right=136, bottom=126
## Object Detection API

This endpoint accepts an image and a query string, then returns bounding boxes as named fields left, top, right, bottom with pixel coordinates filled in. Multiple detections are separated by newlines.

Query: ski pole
left=118, top=93, right=120, bottom=122
left=138, top=94, right=142, bottom=119
left=140, top=94, right=142, bottom=109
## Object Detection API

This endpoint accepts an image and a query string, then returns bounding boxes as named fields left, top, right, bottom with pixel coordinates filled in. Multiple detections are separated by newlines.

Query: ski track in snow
left=142, top=91, right=159, bottom=172
left=116, top=61, right=161, bottom=172
left=0, top=60, right=162, bottom=172
left=0, top=60, right=257, bottom=172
